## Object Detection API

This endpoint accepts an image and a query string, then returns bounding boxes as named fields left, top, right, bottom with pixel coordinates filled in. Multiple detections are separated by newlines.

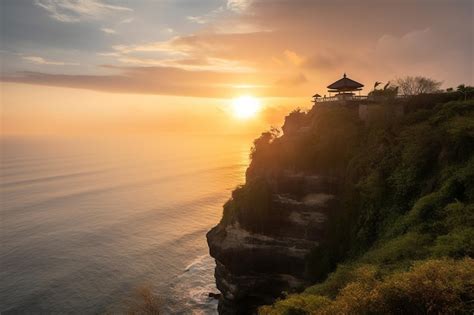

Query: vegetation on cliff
left=261, top=258, right=473, bottom=314
left=221, top=92, right=474, bottom=314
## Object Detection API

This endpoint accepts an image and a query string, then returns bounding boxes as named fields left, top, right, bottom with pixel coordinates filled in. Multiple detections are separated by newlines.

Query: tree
left=457, top=84, right=474, bottom=101
left=396, top=76, right=442, bottom=96
left=250, top=127, right=280, bottom=161
left=282, top=108, right=306, bottom=135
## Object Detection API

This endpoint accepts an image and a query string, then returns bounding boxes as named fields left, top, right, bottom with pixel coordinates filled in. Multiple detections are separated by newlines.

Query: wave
left=163, top=255, right=218, bottom=314
left=0, top=169, right=108, bottom=188
left=1, top=163, right=243, bottom=216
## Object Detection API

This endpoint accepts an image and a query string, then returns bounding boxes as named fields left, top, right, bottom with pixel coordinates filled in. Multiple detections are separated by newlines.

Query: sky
left=1, top=0, right=473, bottom=136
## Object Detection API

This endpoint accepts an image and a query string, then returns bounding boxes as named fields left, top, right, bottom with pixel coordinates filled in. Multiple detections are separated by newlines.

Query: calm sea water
left=0, top=134, right=250, bottom=314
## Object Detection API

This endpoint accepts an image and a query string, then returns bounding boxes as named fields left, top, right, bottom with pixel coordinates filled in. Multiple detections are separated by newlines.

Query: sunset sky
left=1, top=0, right=473, bottom=135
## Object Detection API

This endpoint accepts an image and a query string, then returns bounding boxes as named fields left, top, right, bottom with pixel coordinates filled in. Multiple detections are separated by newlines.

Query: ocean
left=0, top=134, right=251, bottom=314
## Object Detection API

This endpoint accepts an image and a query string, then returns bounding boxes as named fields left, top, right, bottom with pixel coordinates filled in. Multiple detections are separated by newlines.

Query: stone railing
left=314, top=95, right=367, bottom=102
left=314, top=94, right=409, bottom=103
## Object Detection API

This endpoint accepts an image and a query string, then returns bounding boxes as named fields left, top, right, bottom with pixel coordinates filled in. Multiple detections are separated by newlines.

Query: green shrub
left=259, top=294, right=330, bottom=315
left=262, top=258, right=474, bottom=315
left=371, top=258, right=474, bottom=314
left=305, top=264, right=380, bottom=299
left=359, top=232, right=431, bottom=267
left=432, top=228, right=474, bottom=258
left=221, top=178, right=285, bottom=234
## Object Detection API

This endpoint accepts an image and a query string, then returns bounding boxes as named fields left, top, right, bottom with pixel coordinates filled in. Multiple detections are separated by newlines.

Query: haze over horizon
left=1, top=0, right=473, bottom=135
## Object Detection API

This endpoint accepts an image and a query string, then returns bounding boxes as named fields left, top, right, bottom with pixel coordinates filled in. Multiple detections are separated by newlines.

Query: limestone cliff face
left=207, top=172, right=339, bottom=314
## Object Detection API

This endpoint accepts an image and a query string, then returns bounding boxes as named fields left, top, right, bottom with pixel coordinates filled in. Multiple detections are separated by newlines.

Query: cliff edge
left=208, top=95, right=474, bottom=314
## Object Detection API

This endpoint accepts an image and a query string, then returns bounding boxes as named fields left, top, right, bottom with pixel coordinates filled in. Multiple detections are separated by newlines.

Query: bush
left=305, top=264, right=380, bottom=299
left=432, top=228, right=474, bottom=258
left=222, top=178, right=286, bottom=234
left=259, top=294, right=330, bottom=315
left=261, top=258, right=474, bottom=315
left=372, top=258, right=474, bottom=314
left=359, top=232, right=431, bottom=267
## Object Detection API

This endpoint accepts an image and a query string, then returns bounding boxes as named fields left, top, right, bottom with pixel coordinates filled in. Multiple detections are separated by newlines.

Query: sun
left=232, top=96, right=261, bottom=119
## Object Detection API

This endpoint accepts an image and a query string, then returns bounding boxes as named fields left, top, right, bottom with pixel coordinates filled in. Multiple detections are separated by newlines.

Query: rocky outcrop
left=207, top=172, right=339, bottom=314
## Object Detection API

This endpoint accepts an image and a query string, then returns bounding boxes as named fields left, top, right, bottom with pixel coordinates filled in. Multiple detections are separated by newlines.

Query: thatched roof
left=327, top=73, right=364, bottom=91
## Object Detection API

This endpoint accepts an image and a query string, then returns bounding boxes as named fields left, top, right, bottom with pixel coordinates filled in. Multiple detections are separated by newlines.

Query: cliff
left=208, top=95, right=474, bottom=314
left=207, top=173, right=339, bottom=313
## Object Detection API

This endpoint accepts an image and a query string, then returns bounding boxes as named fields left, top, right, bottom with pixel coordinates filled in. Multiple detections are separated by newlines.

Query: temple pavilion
left=313, top=73, right=365, bottom=104
left=310, top=73, right=405, bottom=121
left=328, top=73, right=364, bottom=95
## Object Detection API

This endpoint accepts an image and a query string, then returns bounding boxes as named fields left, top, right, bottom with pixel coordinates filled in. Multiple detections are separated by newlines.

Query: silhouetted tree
left=457, top=84, right=474, bottom=100
left=250, top=127, right=280, bottom=161
left=282, top=108, right=306, bottom=135
left=396, top=76, right=442, bottom=95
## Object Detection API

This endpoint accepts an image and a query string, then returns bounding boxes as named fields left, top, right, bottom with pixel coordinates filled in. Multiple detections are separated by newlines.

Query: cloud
left=185, top=1, right=252, bottom=25
left=1, top=66, right=253, bottom=98
left=34, top=0, right=132, bottom=23
left=367, top=27, right=473, bottom=83
left=187, top=15, right=208, bottom=24
left=115, top=56, right=254, bottom=72
left=101, top=27, right=116, bottom=34
left=302, top=52, right=339, bottom=70
left=284, top=50, right=304, bottom=66
left=22, top=55, right=79, bottom=66
left=5, top=0, right=472, bottom=98
left=119, top=17, right=134, bottom=24
left=1, top=64, right=310, bottom=98
left=375, top=28, right=438, bottom=63
left=186, top=6, right=225, bottom=25
left=107, top=34, right=265, bottom=72
left=111, top=40, right=186, bottom=55
left=275, top=73, right=308, bottom=86
left=227, top=0, right=252, bottom=12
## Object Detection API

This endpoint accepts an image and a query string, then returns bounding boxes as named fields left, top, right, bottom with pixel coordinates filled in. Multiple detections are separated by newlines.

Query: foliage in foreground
left=260, top=258, right=474, bottom=315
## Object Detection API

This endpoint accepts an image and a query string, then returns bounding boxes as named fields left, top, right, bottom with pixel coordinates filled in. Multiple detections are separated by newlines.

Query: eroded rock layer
left=207, top=172, right=339, bottom=314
